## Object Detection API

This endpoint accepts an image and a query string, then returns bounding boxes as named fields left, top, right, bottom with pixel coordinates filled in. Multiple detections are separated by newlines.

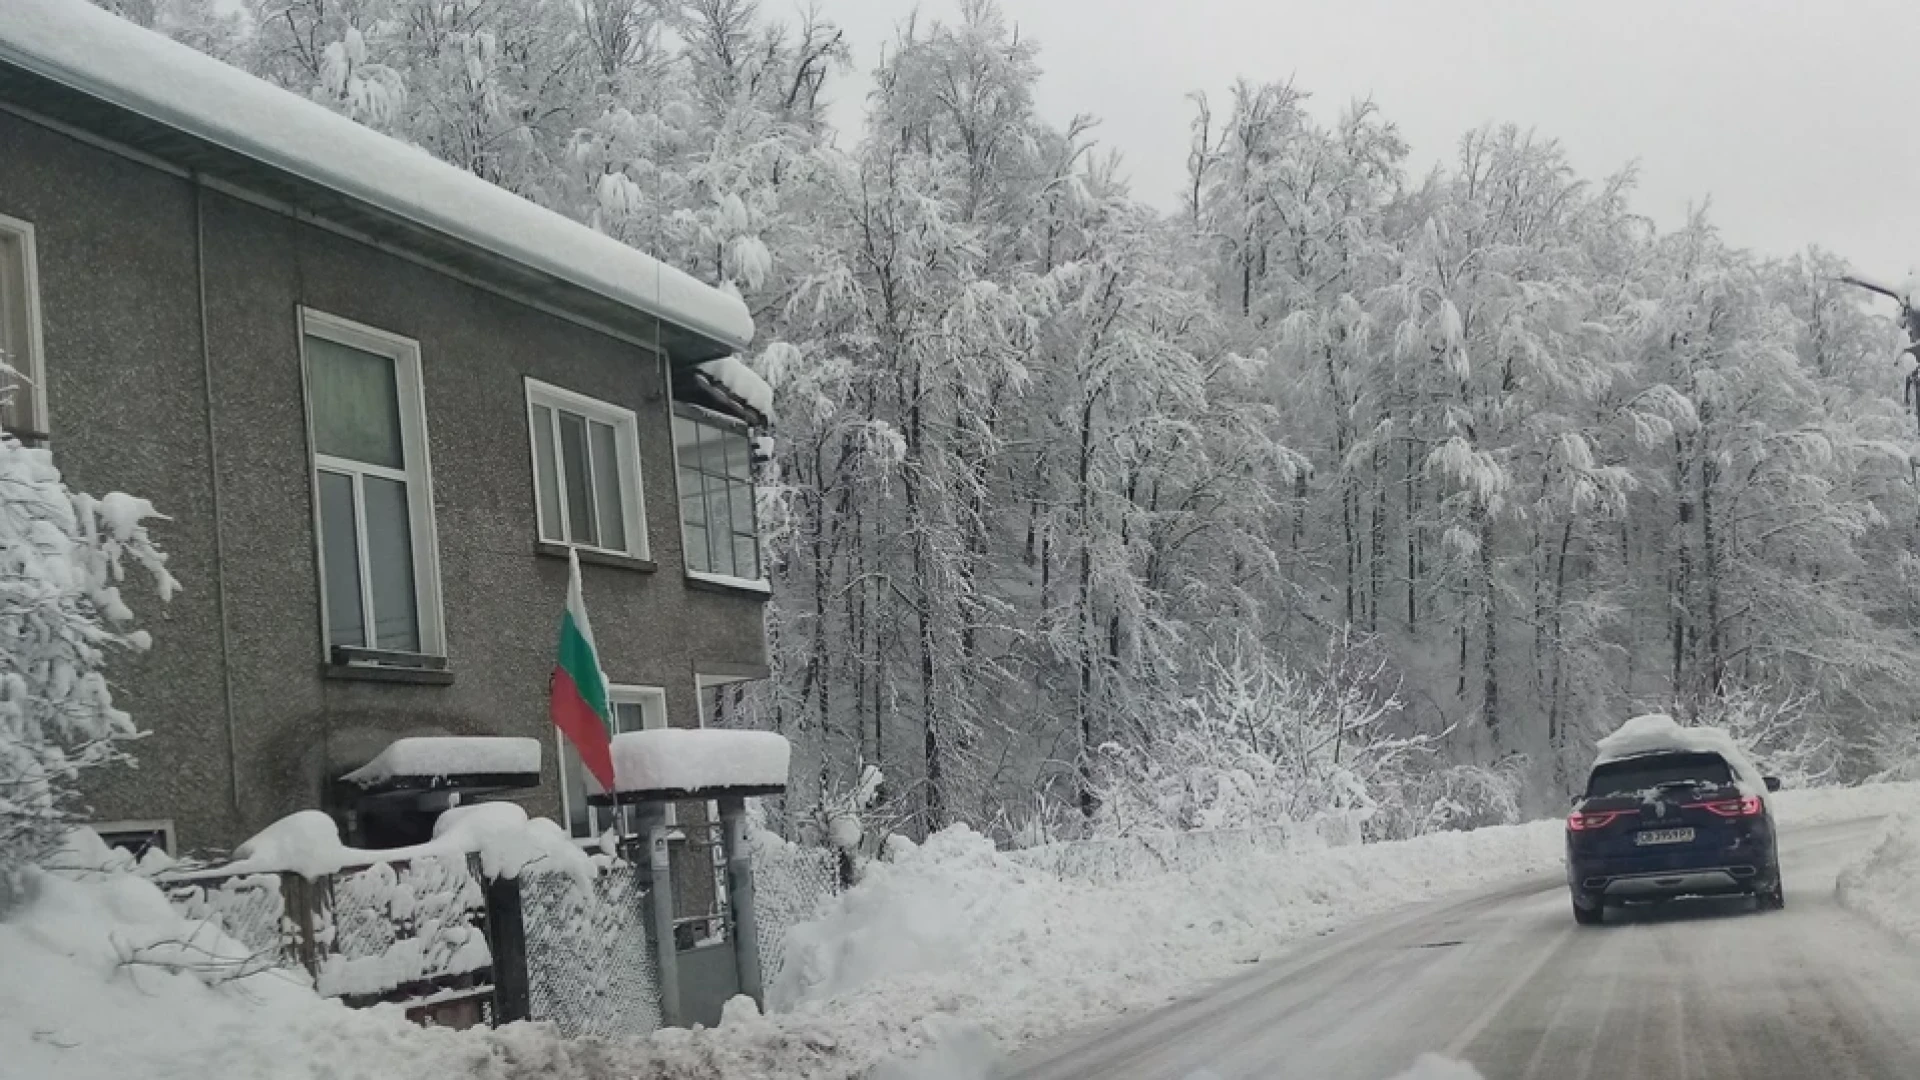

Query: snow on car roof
left=1593, top=713, right=1766, bottom=787
left=1, top=0, right=754, bottom=356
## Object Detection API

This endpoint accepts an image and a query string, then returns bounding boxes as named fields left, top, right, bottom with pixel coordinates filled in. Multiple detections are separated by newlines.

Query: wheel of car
left=1572, top=898, right=1604, bottom=926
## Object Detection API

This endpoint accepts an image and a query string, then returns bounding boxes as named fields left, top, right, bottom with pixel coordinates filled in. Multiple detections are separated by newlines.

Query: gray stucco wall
left=0, top=109, right=768, bottom=853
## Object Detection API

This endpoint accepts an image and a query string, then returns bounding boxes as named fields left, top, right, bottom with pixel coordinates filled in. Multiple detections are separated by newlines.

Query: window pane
left=0, top=234, right=33, bottom=436
left=705, top=489, right=734, bottom=576
left=674, top=415, right=700, bottom=459
left=733, top=535, right=759, bottom=581
left=684, top=524, right=709, bottom=573
left=611, top=699, right=645, bottom=735
left=307, top=335, right=403, bottom=468
left=728, top=478, right=755, bottom=535
left=364, top=476, right=420, bottom=652
left=589, top=420, right=627, bottom=552
left=680, top=469, right=706, bottom=525
left=725, top=430, right=751, bottom=481
left=318, top=470, right=365, bottom=649
left=531, top=403, right=562, bottom=541
left=558, top=411, right=596, bottom=545
left=697, top=426, right=732, bottom=478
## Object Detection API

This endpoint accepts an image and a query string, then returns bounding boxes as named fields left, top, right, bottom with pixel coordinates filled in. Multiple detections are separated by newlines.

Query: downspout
left=194, top=174, right=244, bottom=825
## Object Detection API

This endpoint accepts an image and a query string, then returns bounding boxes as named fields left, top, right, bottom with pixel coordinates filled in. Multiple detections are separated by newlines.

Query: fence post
left=282, top=872, right=324, bottom=978
left=718, top=795, right=764, bottom=1007
left=485, top=874, right=531, bottom=1024
left=633, top=802, right=681, bottom=1027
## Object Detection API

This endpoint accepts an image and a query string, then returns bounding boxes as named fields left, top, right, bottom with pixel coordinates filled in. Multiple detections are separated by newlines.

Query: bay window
left=674, top=408, right=763, bottom=585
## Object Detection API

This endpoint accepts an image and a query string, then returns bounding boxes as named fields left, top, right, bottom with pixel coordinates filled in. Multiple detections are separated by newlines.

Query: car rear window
left=1585, top=752, right=1733, bottom=797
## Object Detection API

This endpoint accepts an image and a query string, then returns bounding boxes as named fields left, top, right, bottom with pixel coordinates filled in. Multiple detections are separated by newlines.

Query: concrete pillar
left=718, top=795, right=763, bottom=1005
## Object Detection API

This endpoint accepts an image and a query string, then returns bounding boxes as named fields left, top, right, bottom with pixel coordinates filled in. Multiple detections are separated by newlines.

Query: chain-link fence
left=522, top=861, right=662, bottom=1038
left=319, top=854, right=492, bottom=1000
left=162, top=869, right=290, bottom=971
left=157, top=835, right=842, bottom=1035
left=752, top=840, right=841, bottom=991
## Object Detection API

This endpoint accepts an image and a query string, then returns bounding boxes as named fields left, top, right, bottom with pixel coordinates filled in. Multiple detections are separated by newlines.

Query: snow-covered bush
left=1089, top=631, right=1431, bottom=836
left=0, top=432, right=175, bottom=895
left=1367, top=756, right=1528, bottom=840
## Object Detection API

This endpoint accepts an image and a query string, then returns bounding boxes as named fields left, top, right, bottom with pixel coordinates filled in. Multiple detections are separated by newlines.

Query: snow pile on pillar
left=225, top=804, right=592, bottom=886
left=341, top=736, right=541, bottom=787
left=610, top=729, right=790, bottom=796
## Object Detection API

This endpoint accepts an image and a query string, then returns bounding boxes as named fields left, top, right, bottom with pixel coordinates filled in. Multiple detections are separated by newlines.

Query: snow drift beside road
left=772, top=818, right=1565, bottom=1050
left=1836, top=784, right=1920, bottom=947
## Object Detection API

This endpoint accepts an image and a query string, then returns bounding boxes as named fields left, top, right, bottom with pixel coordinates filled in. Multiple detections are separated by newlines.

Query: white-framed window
left=0, top=214, right=47, bottom=440
left=674, top=407, right=765, bottom=587
left=92, top=818, right=175, bottom=861
left=558, top=684, right=667, bottom=840
left=299, top=309, right=445, bottom=658
left=525, top=379, right=648, bottom=559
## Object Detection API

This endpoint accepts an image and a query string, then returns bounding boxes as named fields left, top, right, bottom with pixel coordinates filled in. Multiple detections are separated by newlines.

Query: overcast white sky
left=818, top=0, right=1920, bottom=282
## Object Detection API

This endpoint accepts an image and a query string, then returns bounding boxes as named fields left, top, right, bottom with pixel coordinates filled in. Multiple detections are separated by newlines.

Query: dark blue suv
left=1566, top=748, right=1783, bottom=925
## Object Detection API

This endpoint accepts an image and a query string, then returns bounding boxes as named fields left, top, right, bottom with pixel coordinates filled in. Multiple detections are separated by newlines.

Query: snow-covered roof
left=341, top=736, right=541, bottom=788
left=695, top=357, right=777, bottom=425
left=0, top=0, right=753, bottom=360
left=1593, top=713, right=1766, bottom=788
left=609, top=728, right=791, bottom=796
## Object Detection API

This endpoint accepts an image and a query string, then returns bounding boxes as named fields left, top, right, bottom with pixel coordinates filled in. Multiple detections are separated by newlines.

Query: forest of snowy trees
left=96, top=0, right=1920, bottom=845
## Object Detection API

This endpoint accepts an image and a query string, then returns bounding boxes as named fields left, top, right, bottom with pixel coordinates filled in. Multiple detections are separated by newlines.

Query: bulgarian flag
left=550, top=551, right=616, bottom=791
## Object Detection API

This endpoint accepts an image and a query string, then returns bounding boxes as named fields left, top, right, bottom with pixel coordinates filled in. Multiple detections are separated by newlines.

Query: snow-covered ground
left=6, top=783, right=1915, bottom=1080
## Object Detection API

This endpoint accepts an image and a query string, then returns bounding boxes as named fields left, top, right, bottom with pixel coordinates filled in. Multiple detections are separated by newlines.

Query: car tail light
left=1687, top=795, right=1763, bottom=818
left=1568, top=809, right=1635, bottom=831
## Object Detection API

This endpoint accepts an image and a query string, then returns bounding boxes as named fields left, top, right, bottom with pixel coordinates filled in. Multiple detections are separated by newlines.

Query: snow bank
left=3, top=0, right=753, bottom=356
left=1835, top=784, right=1920, bottom=946
left=342, top=736, right=541, bottom=787
left=224, top=804, right=592, bottom=887
left=1773, top=780, right=1920, bottom=828
left=610, top=728, right=790, bottom=795
left=771, top=819, right=1562, bottom=1051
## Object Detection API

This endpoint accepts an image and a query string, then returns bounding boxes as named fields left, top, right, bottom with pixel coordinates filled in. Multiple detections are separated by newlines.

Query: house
left=0, top=0, right=776, bottom=858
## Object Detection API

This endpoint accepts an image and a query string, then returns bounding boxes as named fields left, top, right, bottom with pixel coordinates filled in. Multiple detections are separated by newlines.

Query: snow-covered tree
left=0, top=432, right=176, bottom=891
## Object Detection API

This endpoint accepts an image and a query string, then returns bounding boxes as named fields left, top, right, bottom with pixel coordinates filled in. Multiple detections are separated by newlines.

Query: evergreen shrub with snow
left=0, top=430, right=175, bottom=892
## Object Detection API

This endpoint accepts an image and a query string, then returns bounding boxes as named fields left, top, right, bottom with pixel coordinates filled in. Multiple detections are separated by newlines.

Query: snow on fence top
left=341, top=736, right=541, bottom=788
left=3, top=0, right=753, bottom=355
left=1594, top=713, right=1767, bottom=788
left=609, top=729, right=790, bottom=796
left=223, top=804, right=593, bottom=885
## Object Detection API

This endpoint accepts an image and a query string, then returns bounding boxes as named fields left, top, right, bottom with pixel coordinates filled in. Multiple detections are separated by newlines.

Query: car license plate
left=1635, top=828, right=1694, bottom=846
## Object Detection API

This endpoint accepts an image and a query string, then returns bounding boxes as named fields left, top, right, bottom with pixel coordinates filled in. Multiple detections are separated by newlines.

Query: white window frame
left=0, top=213, right=48, bottom=439
left=672, top=405, right=769, bottom=591
left=91, top=818, right=176, bottom=859
left=558, top=683, right=669, bottom=841
left=523, top=378, right=650, bottom=560
left=298, top=308, right=446, bottom=658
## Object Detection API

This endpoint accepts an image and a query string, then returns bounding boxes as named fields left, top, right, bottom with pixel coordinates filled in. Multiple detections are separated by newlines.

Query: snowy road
left=1005, top=816, right=1920, bottom=1080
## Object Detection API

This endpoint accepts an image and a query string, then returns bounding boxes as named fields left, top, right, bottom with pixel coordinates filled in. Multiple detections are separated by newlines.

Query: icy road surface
left=1006, top=816, right=1920, bottom=1080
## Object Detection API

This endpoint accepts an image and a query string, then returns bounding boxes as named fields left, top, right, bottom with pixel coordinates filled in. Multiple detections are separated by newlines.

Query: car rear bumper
left=1586, top=865, right=1762, bottom=899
